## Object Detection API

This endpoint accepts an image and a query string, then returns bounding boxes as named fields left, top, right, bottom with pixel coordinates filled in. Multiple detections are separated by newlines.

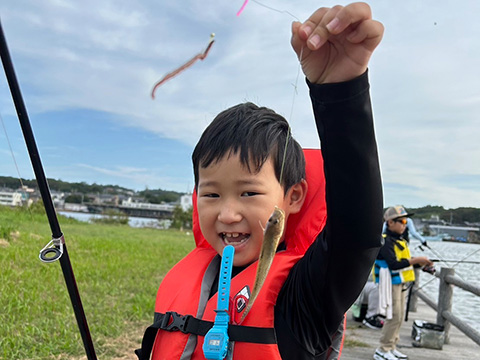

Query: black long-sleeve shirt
left=274, top=71, right=384, bottom=359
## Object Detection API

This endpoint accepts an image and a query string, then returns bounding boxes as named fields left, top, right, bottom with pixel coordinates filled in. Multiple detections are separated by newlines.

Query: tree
left=171, top=205, right=193, bottom=230
left=65, top=194, right=83, bottom=204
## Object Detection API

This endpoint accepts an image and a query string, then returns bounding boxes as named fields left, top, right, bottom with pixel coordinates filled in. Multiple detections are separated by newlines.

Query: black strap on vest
left=135, top=311, right=277, bottom=359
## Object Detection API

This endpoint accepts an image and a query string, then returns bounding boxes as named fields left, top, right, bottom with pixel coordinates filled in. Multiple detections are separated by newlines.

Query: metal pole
left=0, top=18, right=97, bottom=360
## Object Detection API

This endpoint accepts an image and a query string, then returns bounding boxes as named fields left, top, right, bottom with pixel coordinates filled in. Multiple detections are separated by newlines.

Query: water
left=410, top=239, right=480, bottom=333
left=58, top=211, right=171, bottom=229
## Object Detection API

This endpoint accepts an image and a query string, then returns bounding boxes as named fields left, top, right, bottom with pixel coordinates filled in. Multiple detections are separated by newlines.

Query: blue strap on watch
left=203, top=245, right=235, bottom=360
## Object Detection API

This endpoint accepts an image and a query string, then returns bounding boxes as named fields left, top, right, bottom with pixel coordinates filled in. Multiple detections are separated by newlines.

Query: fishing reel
left=39, top=235, right=64, bottom=263
left=422, top=265, right=436, bottom=275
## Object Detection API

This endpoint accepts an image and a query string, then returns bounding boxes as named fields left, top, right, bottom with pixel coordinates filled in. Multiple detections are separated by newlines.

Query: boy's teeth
left=222, top=233, right=248, bottom=244
left=224, top=237, right=247, bottom=245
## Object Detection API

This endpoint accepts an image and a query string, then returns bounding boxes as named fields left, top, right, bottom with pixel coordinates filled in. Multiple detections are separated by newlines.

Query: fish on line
left=240, top=206, right=285, bottom=322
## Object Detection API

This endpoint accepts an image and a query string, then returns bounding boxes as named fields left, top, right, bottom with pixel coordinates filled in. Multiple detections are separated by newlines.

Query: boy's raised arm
left=274, top=4, right=384, bottom=357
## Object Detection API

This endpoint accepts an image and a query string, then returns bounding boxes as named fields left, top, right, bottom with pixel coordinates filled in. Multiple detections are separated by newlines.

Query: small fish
left=240, top=206, right=285, bottom=322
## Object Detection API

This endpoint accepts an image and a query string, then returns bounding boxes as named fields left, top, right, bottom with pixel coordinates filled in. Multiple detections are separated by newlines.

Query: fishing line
left=418, top=243, right=464, bottom=277
left=0, top=111, right=35, bottom=220
left=250, top=0, right=300, bottom=21
left=240, top=1, right=305, bottom=184
left=0, top=112, right=26, bottom=189
left=416, top=247, right=480, bottom=291
left=279, top=45, right=304, bottom=184
left=447, top=247, right=480, bottom=269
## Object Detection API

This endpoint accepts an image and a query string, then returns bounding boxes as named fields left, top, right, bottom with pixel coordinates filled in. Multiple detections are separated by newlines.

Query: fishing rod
left=0, top=19, right=97, bottom=360
left=418, top=243, right=458, bottom=271
left=430, top=259, right=480, bottom=265
left=415, top=247, right=480, bottom=292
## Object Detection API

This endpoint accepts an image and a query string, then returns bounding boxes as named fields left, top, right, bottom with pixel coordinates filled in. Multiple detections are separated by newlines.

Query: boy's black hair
left=192, top=102, right=305, bottom=194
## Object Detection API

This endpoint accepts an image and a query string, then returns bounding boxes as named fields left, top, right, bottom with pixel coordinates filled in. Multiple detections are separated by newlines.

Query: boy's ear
left=286, top=179, right=307, bottom=215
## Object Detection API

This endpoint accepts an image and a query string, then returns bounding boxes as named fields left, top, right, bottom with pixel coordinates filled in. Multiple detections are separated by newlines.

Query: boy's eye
left=241, top=191, right=259, bottom=197
left=202, top=193, right=219, bottom=198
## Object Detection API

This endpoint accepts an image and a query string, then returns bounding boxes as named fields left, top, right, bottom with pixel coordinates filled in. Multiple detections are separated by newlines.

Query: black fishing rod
left=0, top=19, right=97, bottom=360
left=418, top=243, right=456, bottom=271
left=430, top=259, right=480, bottom=264
left=414, top=247, right=480, bottom=293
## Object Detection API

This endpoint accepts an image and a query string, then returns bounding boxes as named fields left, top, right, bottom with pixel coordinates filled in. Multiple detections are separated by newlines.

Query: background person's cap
left=384, top=205, right=414, bottom=221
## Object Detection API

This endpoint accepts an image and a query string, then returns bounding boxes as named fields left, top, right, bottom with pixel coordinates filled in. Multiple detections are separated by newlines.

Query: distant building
left=92, top=193, right=118, bottom=205
left=0, top=189, right=26, bottom=206
left=429, top=224, right=480, bottom=243
left=121, top=197, right=176, bottom=212
left=180, top=194, right=193, bottom=211
left=63, top=203, right=89, bottom=212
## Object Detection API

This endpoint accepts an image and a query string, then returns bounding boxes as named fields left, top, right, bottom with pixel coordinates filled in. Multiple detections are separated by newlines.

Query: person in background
left=382, top=214, right=427, bottom=246
left=353, top=273, right=383, bottom=330
left=358, top=208, right=427, bottom=330
left=373, top=206, right=433, bottom=360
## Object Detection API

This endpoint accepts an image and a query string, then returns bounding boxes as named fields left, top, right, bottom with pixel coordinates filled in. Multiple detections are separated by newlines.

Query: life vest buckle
left=160, top=311, right=191, bottom=333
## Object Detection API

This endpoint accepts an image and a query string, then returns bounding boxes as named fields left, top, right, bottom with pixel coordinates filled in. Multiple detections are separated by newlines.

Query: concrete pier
left=341, top=301, right=478, bottom=359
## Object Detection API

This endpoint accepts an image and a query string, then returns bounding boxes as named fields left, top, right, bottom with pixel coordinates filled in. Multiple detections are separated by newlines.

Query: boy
left=137, top=3, right=384, bottom=359
left=374, top=206, right=433, bottom=360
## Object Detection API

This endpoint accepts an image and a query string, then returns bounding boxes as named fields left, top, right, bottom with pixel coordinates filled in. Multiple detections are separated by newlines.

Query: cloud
left=76, top=163, right=190, bottom=191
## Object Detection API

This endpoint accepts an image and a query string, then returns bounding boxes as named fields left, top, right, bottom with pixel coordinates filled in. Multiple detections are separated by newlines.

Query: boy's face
left=388, top=217, right=407, bottom=235
left=197, top=153, right=291, bottom=267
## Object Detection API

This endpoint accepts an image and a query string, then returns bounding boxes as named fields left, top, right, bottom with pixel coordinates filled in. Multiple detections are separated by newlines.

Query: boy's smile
left=197, top=153, right=289, bottom=267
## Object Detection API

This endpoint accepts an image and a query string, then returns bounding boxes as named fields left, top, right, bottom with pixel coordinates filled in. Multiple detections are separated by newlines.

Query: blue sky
left=1, top=0, right=480, bottom=209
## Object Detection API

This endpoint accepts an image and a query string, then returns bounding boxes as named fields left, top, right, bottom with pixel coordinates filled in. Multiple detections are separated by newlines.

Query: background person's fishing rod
left=430, top=259, right=480, bottom=264
left=0, top=19, right=97, bottom=360
left=414, top=247, right=480, bottom=292
left=416, top=243, right=467, bottom=280
left=405, top=246, right=480, bottom=321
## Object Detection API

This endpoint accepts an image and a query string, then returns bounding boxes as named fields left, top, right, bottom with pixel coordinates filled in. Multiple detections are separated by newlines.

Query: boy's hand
left=291, top=2, right=384, bottom=84
left=410, top=256, right=434, bottom=267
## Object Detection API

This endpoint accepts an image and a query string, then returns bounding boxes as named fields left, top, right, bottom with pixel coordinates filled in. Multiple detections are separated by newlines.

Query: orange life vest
left=144, top=149, right=328, bottom=360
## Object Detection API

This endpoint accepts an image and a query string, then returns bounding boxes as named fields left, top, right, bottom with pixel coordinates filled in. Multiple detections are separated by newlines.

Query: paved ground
left=341, top=301, right=479, bottom=360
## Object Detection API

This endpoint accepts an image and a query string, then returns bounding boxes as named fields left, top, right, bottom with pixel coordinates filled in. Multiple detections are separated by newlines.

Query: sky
left=0, top=0, right=479, bottom=209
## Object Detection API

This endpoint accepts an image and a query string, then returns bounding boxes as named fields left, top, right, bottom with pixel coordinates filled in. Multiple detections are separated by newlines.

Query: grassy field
left=0, top=205, right=195, bottom=360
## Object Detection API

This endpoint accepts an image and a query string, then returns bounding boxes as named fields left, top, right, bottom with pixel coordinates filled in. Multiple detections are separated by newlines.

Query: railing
left=410, top=267, right=480, bottom=346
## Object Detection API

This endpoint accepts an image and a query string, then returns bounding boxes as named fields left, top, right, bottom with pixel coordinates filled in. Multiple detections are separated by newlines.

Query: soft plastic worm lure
left=151, top=34, right=215, bottom=99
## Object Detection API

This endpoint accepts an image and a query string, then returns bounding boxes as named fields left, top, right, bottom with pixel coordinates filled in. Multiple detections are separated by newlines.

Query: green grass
left=0, top=205, right=195, bottom=360
left=343, top=338, right=370, bottom=348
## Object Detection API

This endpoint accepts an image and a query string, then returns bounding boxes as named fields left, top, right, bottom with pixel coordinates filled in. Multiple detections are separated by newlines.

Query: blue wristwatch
left=203, top=245, right=235, bottom=359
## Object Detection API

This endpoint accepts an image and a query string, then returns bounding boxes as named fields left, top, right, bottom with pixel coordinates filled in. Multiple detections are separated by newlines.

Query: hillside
left=0, top=175, right=184, bottom=203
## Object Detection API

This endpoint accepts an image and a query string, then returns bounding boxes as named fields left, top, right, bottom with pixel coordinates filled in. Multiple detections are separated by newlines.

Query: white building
left=121, top=197, right=176, bottom=211
left=0, top=190, right=25, bottom=206
left=180, top=194, right=193, bottom=211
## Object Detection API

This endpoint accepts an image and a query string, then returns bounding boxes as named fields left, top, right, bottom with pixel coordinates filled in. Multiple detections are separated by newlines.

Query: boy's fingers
left=291, top=21, right=303, bottom=56
left=298, top=2, right=374, bottom=50
left=347, top=20, right=384, bottom=50
left=326, top=2, right=373, bottom=35
left=297, top=7, right=330, bottom=49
